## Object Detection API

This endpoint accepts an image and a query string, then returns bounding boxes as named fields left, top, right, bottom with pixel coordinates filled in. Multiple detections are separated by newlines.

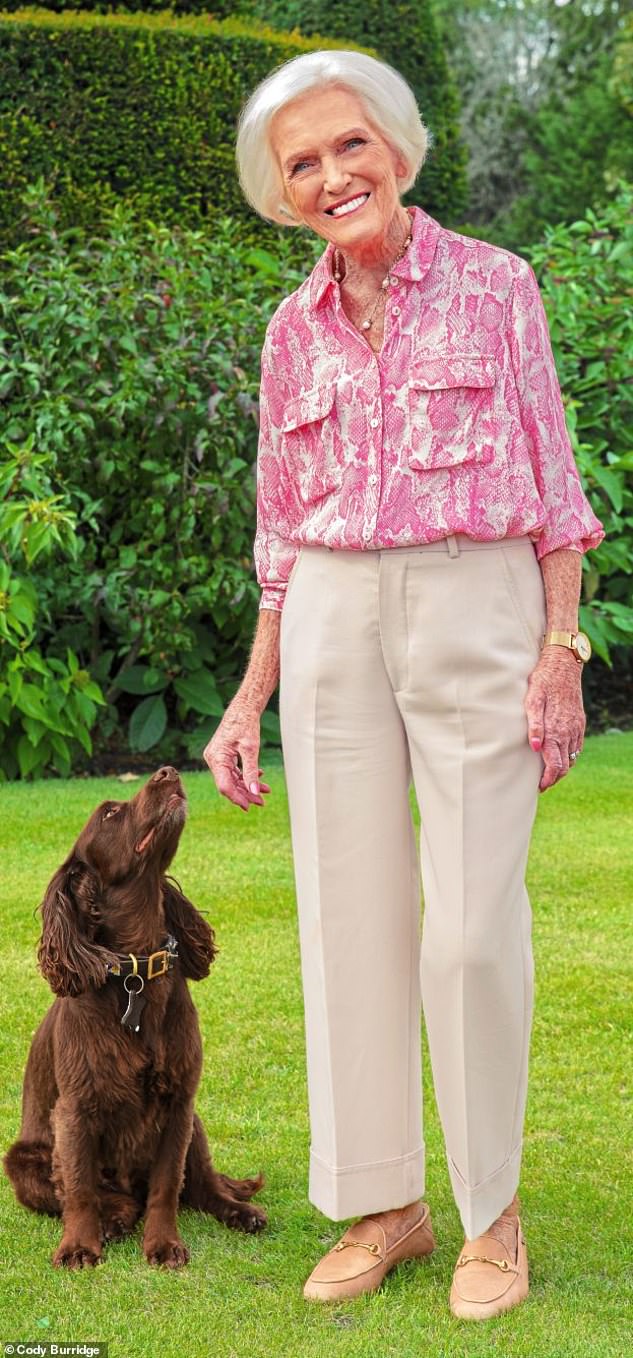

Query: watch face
left=574, top=632, right=592, bottom=662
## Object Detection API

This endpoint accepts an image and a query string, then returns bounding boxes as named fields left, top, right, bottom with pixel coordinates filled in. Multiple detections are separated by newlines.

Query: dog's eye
left=102, top=805, right=121, bottom=820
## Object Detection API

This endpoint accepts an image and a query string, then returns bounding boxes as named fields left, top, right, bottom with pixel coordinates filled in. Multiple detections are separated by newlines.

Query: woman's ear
left=162, top=878, right=217, bottom=981
left=37, top=856, right=111, bottom=997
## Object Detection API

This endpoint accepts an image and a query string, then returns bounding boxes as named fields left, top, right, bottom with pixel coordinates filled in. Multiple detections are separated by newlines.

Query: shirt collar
left=308, top=204, right=442, bottom=310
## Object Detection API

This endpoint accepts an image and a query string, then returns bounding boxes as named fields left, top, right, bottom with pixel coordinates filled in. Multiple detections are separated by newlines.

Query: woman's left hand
left=524, top=647, right=586, bottom=792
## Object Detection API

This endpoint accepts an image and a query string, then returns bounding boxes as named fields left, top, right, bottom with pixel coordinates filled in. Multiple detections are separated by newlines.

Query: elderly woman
left=204, top=50, right=604, bottom=1319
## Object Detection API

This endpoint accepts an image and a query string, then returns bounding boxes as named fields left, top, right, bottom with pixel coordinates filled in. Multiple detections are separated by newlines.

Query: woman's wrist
left=539, top=549, right=582, bottom=638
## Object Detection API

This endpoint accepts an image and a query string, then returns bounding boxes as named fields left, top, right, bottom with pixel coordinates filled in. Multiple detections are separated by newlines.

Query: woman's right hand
left=203, top=697, right=271, bottom=811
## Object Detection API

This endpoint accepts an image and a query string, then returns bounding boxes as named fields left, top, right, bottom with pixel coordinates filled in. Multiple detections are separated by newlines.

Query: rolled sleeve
left=253, top=331, right=299, bottom=612
left=254, top=528, right=299, bottom=612
left=507, top=263, right=604, bottom=559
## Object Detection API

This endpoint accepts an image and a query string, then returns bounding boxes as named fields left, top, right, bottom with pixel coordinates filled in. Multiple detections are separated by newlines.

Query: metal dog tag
left=121, top=975, right=146, bottom=1032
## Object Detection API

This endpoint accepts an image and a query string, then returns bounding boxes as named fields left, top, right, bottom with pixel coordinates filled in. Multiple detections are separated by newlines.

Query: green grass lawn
left=1, top=732, right=631, bottom=1358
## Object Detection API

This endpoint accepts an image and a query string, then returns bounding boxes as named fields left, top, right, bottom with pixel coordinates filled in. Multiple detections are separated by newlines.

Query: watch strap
left=543, top=630, right=575, bottom=647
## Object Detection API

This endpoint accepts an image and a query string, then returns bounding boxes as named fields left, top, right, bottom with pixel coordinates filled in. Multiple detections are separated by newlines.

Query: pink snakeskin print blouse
left=254, top=204, right=604, bottom=612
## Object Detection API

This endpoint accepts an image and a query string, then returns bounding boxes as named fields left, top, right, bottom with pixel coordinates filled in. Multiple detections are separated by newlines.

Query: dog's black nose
left=152, top=766, right=179, bottom=783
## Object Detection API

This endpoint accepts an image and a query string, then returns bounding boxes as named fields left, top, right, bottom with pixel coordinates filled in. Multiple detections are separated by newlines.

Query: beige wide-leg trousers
left=278, top=534, right=547, bottom=1240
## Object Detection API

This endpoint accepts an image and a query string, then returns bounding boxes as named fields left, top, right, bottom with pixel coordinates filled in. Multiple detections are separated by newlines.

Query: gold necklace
left=333, top=210, right=413, bottom=331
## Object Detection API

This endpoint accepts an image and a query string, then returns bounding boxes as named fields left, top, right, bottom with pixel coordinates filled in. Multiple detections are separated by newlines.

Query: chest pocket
left=407, top=355, right=497, bottom=469
left=281, top=386, right=343, bottom=506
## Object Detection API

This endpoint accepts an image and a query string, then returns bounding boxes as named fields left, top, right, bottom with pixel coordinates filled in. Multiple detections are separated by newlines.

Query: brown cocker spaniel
left=4, top=765, right=266, bottom=1268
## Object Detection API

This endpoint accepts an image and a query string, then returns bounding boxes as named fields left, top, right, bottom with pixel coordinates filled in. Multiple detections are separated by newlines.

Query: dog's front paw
left=53, top=1237, right=102, bottom=1269
left=144, top=1236, right=190, bottom=1268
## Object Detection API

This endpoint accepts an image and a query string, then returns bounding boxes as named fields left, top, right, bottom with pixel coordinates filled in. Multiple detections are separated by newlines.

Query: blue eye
left=290, top=137, right=365, bottom=176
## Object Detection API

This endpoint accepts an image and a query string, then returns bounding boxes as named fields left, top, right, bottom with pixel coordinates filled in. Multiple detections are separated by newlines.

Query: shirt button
left=369, top=474, right=378, bottom=486
left=370, top=416, right=380, bottom=428
left=392, top=306, right=401, bottom=316
left=362, top=527, right=372, bottom=541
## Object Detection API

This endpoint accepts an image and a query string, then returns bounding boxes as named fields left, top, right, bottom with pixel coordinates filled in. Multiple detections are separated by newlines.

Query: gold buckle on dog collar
left=147, top=948, right=169, bottom=979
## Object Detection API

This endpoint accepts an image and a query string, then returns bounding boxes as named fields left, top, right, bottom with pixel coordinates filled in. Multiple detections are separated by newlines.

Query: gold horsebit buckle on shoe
left=456, top=1253, right=517, bottom=1272
left=334, top=1239, right=383, bottom=1257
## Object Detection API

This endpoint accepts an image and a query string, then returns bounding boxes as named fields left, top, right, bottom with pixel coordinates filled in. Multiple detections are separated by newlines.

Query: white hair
left=235, top=49, right=432, bottom=226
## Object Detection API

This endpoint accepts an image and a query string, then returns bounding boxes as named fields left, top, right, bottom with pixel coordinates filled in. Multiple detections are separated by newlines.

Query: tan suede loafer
left=303, top=1203, right=435, bottom=1302
left=449, top=1216, right=528, bottom=1320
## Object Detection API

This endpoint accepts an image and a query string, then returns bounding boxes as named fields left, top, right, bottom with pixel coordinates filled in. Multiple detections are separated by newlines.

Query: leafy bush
left=489, top=53, right=633, bottom=257
left=431, top=0, right=633, bottom=255
left=527, top=181, right=633, bottom=665
left=0, top=182, right=321, bottom=772
left=0, top=436, right=105, bottom=780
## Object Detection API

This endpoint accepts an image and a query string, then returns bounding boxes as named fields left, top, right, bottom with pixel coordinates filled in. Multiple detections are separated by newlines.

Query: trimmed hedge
left=0, top=8, right=467, bottom=249
left=0, top=0, right=253, bottom=7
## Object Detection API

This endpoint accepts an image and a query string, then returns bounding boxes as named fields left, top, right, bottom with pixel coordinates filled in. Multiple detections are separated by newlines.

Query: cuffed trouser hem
left=448, top=1141, right=523, bottom=1239
left=308, top=1145, right=425, bottom=1222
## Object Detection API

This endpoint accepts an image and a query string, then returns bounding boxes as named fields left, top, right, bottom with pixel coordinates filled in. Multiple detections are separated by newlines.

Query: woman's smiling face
left=269, top=85, right=409, bottom=248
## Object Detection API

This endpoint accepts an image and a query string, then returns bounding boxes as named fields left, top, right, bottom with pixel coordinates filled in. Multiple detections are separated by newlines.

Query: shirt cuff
left=534, top=525, right=605, bottom=560
left=259, top=587, right=285, bottom=612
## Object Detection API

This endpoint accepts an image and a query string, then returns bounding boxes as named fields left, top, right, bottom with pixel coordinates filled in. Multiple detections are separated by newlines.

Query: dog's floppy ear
left=162, top=877, right=217, bottom=981
left=37, top=855, right=112, bottom=998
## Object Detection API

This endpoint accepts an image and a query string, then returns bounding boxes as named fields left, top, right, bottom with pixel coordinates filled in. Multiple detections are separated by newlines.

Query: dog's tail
left=181, top=1114, right=264, bottom=1209
left=3, top=1139, right=61, bottom=1216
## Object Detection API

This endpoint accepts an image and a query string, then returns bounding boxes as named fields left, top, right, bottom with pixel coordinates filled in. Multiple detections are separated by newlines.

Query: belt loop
left=446, top=534, right=459, bottom=558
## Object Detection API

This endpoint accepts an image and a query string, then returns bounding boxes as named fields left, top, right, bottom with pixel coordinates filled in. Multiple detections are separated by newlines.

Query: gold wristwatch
left=542, top=630, right=592, bottom=663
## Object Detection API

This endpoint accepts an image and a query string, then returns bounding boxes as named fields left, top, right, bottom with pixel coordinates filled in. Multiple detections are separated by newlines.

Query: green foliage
left=0, top=6, right=466, bottom=252
left=0, top=436, right=105, bottom=780
left=441, top=1, right=633, bottom=253
left=0, top=182, right=322, bottom=774
left=528, top=182, right=633, bottom=664
left=490, top=49, right=633, bottom=254
left=611, top=11, right=633, bottom=114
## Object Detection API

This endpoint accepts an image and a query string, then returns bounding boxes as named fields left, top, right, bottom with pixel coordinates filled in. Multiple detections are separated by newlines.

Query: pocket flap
left=410, top=355, right=497, bottom=391
left=408, top=443, right=495, bottom=471
left=281, top=386, right=336, bottom=432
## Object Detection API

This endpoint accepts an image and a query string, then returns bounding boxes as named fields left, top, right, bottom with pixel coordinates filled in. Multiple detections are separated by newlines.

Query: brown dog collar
left=106, top=933, right=178, bottom=982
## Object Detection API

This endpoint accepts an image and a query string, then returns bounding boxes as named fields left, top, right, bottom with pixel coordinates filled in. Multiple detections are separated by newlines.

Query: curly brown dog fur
left=4, top=766, right=266, bottom=1268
